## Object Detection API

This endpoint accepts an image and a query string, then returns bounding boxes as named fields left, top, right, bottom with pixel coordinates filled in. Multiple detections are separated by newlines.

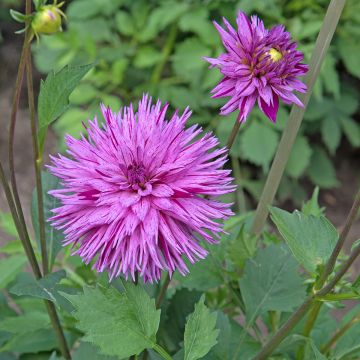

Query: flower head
left=204, top=12, right=308, bottom=123
left=48, top=95, right=235, bottom=283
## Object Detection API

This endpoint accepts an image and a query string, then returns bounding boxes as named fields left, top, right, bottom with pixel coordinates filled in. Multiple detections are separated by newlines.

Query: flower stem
left=153, top=344, right=173, bottom=360
left=226, top=116, right=241, bottom=150
left=26, top=47, right=48, bottom=275
left=151, top=22, right=178, bottom=85
left=156, top=273, right=171, bottom=308
left=250, top=0, right=346, bottom=236
left=322, top=314, right=360, bottom=353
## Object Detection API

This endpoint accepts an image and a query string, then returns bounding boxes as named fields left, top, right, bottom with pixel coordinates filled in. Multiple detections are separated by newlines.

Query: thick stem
left=250, top=0, right=347, bottom=235
left=156, top=273, right=171, bottom=308
left=26, top=50, right=48, bottom=275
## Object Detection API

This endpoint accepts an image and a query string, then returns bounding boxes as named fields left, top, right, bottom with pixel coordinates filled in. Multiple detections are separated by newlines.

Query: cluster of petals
left=205, top=11, right=308, bottom=122
left=48, top=95, right=235, bottom=282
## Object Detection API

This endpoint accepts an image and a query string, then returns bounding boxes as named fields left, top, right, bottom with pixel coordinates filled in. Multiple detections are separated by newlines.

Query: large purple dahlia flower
left=48, top=95, right=235, bottom=283
left=205, top=11, right=308, bottom=123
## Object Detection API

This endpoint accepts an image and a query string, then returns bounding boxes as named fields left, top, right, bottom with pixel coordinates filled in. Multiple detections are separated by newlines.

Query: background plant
left=30, top=0, right=360, bottom=206
left=0, top=0, right=359, bottom=360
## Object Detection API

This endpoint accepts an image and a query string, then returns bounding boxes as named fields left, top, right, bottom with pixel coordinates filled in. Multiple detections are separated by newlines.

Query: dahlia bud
left=31, top=4, right=65, bottom=36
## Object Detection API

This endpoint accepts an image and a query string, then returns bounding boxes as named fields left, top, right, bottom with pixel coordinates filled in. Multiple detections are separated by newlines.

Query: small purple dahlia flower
left=205, top=11, right=308, bottom=123
left=48, top=95, right=235, bottom=283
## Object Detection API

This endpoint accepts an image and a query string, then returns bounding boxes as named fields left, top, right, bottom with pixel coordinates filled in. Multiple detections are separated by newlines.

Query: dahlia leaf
left=285, top=136, right=312, bottom=178
left=0, top=255, right=26, bottom=289
left=340, top=116, right=360, bottom=147
left=31, top=171, right=63, bottom=269
left=270, top=208, right=338, bottom=273
left=183, top=295, right=219, bottom=360
left=240, top=121, right=279, bottom=171
left=239, top=244, right=306, bottom=325
left=64, top=282, right=161, bottom=358
left=0, top=328, right=59, bottom=353
left=0, top=312, right=50, bottom=335
left=163, top=288, right=202, bottom=348
left=10, top=271, right=74, bottom=313
left=308, top=147, right=338, bottom=188
left=37, top=63, right=94, bottom=153
left=321, top=117, right=341, bottom=154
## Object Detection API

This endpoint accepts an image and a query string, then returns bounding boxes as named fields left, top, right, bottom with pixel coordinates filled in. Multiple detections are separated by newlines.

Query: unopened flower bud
left=31, top=3, right=65, bottom=38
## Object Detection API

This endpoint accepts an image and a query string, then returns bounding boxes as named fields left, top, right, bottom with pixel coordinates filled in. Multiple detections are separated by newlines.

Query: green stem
left=296, top=301, right=322, bottom=359
left=153, top=344, right=173, bottom=360
left=317, top=187, right=360, bottom=287
left=156, top=273, right=171, bottom=308
left=25, top=48, right=48, bottom=275
left=250, top=0, right=347, bottom=236
left=231, top=156, right=247, bottom=213
left=226, top=116, right=241, bottom=150
left=151, top=23, right=178, bottom=84
left=322, top=314, right=360, bottom=353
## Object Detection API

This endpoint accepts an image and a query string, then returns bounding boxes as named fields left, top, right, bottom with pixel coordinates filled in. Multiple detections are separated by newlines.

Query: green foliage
left=183, top=296, right=219, bottom=360
left=64, top=282, right=160, bottom=358
left=10, top=271, right=73, bottom=312
left=0, top=312, right=50, bottom=334
left=240, top=244, right=306, bottom=324
left=0, top=255, right=26, bottom=289
left=270, top=207, right=339, bottom=273
left=37, top=63, right=94, bottom=151
left=31, top=0, right=360, bottom=204
left=31, top=171, right=63, bottom=269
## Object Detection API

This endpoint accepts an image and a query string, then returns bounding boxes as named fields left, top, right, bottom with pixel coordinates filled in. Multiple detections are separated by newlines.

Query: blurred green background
left=5, top=0, right=360, bottom=206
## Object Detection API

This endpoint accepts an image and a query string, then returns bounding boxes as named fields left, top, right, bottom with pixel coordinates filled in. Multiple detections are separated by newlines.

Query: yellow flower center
left=268, top=48, right=283, bottom=62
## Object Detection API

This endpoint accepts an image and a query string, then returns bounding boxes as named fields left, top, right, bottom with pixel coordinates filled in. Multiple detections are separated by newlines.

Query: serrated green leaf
left=308, top=147, right=338, bottom=188
left=115, top=11, right=135, bottom=36
left=10, top=271, right=73, bottom=312
left=240, top=244, right=306, bottom=324
left=0, top=255, right=26, bottom=289
left=172, top=38, right=209, bottom=82
left=161, top=288, right=202, bottom=352
left=0, top=329, right=59, bottom=353
left=72, top=341, right=119, bottom=360
left=340, top=116, right=360, bottom=147
left=302, top=187, right=325, bottom=217
left=134, top=46, right=162, bottom=68
left=184, top=295, right=219, bottom=360
left=286, top=136, right=312, bottom=178
left=240, top=121, right=279, bottom=171
left=338, top=36, right=360, bottom=79
left=31, top=171, right=63, bottom=269
left=0, top=312, right=50, bottom=334
left=64, top=282, right=160, bottom=358
left=321, top=117, right=341, bottom=154
left=270, top=207, right=338, bottom=273
left=227, top=226, right=257, bottom=270
left=37, top=63, right=94, bottom=152
left=173, top=242, right=225, bottom=292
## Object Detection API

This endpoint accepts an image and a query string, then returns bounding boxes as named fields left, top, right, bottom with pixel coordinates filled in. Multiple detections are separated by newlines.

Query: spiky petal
left=48, top=95, right=235, bottom=283
left=204, top=11, right=308, bottom=123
